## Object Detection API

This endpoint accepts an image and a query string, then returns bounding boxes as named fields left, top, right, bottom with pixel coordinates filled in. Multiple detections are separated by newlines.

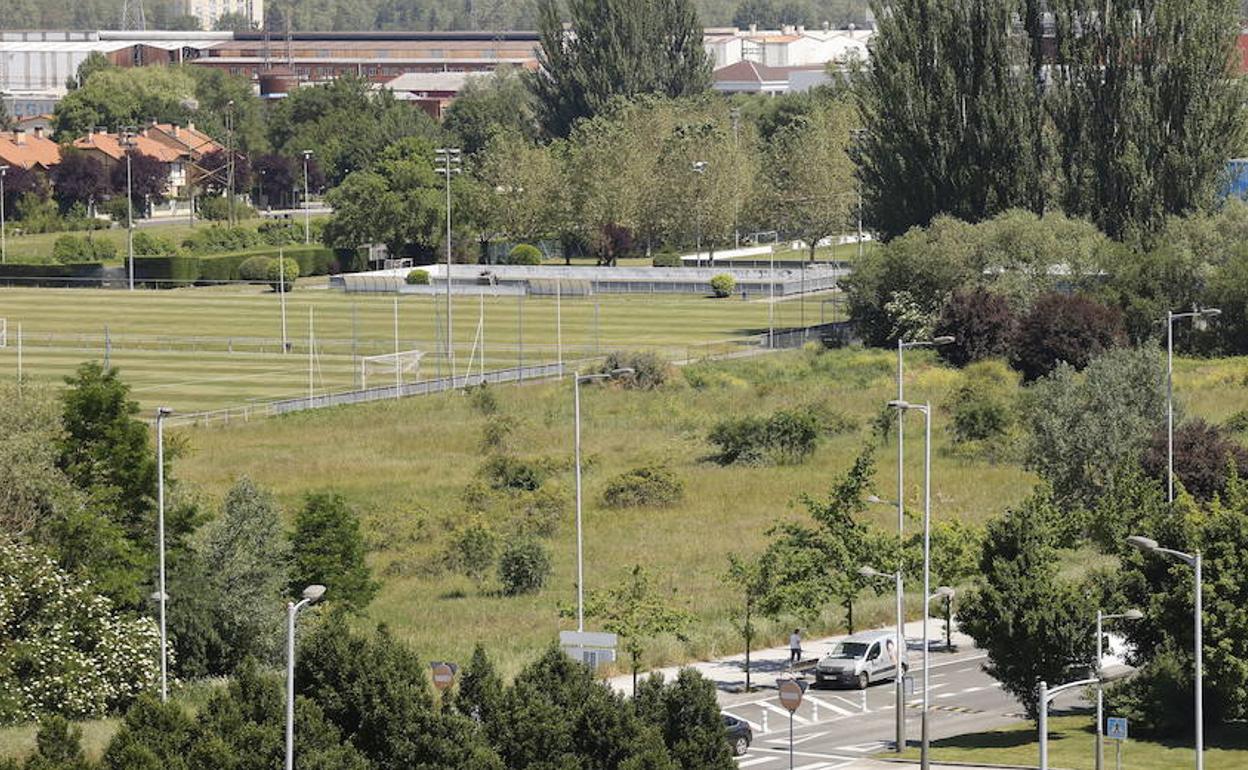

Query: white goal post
left=361, top=350, right=425, bottom=389
left=0, top=318, right=7, bottom=349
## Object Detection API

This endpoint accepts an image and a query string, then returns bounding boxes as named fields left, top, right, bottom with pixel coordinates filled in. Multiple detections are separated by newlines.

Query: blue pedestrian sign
left=1106, top=717, right=1128, bottom=741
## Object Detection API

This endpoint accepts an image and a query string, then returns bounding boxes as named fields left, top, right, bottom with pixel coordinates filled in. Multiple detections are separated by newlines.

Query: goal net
left=361, top=350, right=425, bottom=389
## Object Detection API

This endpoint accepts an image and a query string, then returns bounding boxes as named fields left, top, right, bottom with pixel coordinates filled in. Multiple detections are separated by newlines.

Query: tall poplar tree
left=1049, top=0, right=1244, bottom=239
left=531, top=0, right=712, bottom=138
left=856, top=0, right=1044, bottom=239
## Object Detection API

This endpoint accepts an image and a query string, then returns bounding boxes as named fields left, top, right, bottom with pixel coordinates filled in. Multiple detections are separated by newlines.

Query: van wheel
left=857, top=672, right=869, bottom=690
left=733, top=737, right=749, bottom=756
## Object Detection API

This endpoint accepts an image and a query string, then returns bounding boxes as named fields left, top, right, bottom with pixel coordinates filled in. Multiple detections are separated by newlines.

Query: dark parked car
left=723, top=713, right=753, bottom=756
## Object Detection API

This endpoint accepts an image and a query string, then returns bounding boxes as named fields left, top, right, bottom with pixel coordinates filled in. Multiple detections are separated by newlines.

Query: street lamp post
left=1039, top=676, right=1101, bottom=770
left=888, top=399, right=934, bottom=768
left=0, top=164, right=8, bottom=264
left=572, top=368, right=635, bottom=631
left=887, top=336, right=952, bottom=753
left=1127, top=535, right=1203, bottom=769
left=859, top=563, right=907, bottom=751
left=122, top=130, right=136, bottom=291
left=155, top=406, right=172, bottom=702
left=301, top=150, right=313, bottom=245
left=1164, top=308, right=1221, bottom=502
left=692, top=161, right=707, bottom=267
left=1095, top=608, right=1143, bottom=770
left=285, top=584, right=326, bottom=770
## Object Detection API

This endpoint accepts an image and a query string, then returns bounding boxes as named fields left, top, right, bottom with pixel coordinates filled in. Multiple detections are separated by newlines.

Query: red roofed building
left=73, top=128, right=193, bottom=198
left=0, top=127, right=62, bottom=171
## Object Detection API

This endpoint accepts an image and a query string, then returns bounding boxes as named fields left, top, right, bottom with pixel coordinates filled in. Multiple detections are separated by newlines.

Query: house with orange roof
left=73, top=129, right=193, bottom=199
left=0, top=128, right=62, bottom=171
left=143, top=122, right=223, bottom=162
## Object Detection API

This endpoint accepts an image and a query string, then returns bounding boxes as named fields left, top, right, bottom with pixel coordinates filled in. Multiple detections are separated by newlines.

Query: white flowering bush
left=0, top=540, right=160, bottom=723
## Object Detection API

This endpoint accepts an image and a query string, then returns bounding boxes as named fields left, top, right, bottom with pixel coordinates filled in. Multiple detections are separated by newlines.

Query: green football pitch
left=0, top=284, right=837, bottom=415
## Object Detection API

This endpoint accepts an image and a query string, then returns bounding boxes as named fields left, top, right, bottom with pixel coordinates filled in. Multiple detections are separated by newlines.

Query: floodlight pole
left=301, top=151, right=313, bottom=245
left=436, top=148, right=461, bottom=379
left=0, top=165, right=8, bottom=264
left=124, top=131, right=135, bottom=291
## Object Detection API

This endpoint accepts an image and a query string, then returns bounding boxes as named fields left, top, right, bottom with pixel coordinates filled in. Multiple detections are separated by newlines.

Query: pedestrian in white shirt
left=789, top=629, right=802, bottom=664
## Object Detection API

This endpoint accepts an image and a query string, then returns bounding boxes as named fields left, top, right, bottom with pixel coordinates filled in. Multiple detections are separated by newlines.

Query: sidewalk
left=606, top=620, right=978, bottom=698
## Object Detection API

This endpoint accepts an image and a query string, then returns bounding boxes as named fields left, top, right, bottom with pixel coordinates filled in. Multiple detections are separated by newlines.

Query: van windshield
left=826, top=642, right=869, bottom=659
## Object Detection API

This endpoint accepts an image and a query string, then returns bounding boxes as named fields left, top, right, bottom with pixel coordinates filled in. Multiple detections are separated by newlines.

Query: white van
left=814, top=630, right=909, bottom=689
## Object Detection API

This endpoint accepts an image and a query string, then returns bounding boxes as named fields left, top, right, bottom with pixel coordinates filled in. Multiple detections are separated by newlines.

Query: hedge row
left=132, top=246, right=347, bottom=284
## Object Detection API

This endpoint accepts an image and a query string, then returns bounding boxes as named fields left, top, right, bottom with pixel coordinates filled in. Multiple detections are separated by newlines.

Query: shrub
left=1141, top=419, right=1248, bottom=501
left=709, top=273, right=736, bottom=298
left=405, top=269, right=430, bottom=285
left=257, top=220, right=303, bottom=245
left=599, top=350, right=670, bottom=389
left=480, top=415, right=516, bottom=453
left=1010, top=292, right=1126, bottom=381
left=238, top=255, right=273, bottom=281
left=507, top=484, right=566, bottom=538
left=602, top=465, right=684, bottom=508
left=708, top=410, right=819, bottom=465
left=101, top=196, right=131, bottom=224
left=0, top=540, right=159, bottom=722
left=651, top=253, right=681, bottom=267
left=478, top=454, right=551, bottom=491
left=265, top=256, right=299, bottom=292
left=506, top=243, right=542, bottom=265
left=131, top=231, right=179, bottom=257
left=181, top=226, right=262, bottom=255
left=198, top=196, right=254, bottom=222
left=446, top=521, right=498, bottom=585
left=498, top=539, right=552, bottom=595
left=1025, top=345, right=1167, bottom=510
left=468, top=384, right=500, bottom=414
left=1225, top=410, right=1248, bottom=434
left=935, top=287, right=1017, bottom=367
left=50, top=235, right=84, bottom=263
left=949, top=361, right=1017, bottom=444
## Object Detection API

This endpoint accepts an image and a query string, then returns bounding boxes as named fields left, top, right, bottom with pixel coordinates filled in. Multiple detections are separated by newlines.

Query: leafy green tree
left=52, top=66, right=198, bottom=140
left=1025, top=345, right=1168, bottom=511
left=763, top=448, right=889, bottom=633
left=296, top=621, right=502, bottom=769
left=201, top=477, right=292, bottom=672
left=1110, top=476, right=1248, bottom=731
left=722, top=552, right=774, bottom=692
left=458, top=644, right=506, bottom=728
left=957, top=490, right=1096, bottom=720
left=322, top=136, right=444, bottom=258
left=531, top=0, right=712, bottom=138
left=756, top=99, right=857, bottom=261
left=579, top=565, right=693, bottom=694
left=289, top=492, right=377, bottom=610
left=186, top=67, right=269, bottom=156
left=444, top=66, right=539, bottom=156
left=856, top=0, right=1045, bottom=239
left=634, top=669, right=734, bottom=769
left=0, top=383, right=74, bottom=539
left=489, top=645, right=670, bottom=769
left=65, top=51, right=113, bottom=91
left=472, top=130, right=568, bottom=245
left=1049, top=0, right=1244, bottom=239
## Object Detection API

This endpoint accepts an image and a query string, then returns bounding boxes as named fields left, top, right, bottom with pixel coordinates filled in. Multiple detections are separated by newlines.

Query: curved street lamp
left=285, top=584, right=326, bottom=770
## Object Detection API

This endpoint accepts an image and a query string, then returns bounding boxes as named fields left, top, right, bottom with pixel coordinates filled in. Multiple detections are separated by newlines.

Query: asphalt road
left=723, top=646, right=1029, bottom=769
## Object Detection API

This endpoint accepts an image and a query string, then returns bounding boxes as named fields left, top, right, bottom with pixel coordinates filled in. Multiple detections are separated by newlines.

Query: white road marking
left=736, top=756, right=778, bottom=767
left=804, top=694, right=854, bottom=716
left=959, top=686, right=986, bottom=694
left=759, top=701, right=811, bottom=724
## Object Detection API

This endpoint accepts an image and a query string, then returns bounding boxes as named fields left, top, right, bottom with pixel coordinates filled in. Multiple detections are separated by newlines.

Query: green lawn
left=0, top=285, right=840, bottom=414
left=897, top=714, right=1248, bottom=770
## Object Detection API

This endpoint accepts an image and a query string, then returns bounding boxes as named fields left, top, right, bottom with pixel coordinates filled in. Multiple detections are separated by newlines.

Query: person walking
left=789, top=629, right=802, bottom=665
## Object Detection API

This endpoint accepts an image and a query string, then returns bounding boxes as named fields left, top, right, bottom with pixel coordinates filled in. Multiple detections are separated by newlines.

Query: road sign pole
left=1116, top=740, right=1122, bottom=770
left=789, top=710, right=794, bottom=770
